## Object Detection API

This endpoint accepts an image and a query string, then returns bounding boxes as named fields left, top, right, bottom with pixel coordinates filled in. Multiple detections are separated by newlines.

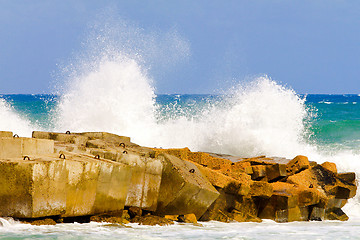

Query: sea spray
left=0, top=98, right=33, bottom=137
left=179, top=77, right=316, bottom=157
left=54, top=56, right=158, bottom=146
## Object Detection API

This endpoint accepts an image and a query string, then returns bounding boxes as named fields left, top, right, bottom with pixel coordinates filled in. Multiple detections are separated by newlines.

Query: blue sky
left=0, top=0, right=359, bottom=94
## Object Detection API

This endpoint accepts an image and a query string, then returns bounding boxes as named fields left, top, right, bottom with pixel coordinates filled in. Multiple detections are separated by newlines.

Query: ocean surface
left=1, top=85, right=360, bottom=239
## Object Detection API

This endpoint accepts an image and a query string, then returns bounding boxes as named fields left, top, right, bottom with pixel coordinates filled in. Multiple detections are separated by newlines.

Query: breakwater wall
left=0, top=131, right=356, bottom=224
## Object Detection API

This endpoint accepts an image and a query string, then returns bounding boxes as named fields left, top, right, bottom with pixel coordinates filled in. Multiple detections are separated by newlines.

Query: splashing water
left=0, top=98, right=33, bottom=137
left=54, top=56, right=158, bottom=146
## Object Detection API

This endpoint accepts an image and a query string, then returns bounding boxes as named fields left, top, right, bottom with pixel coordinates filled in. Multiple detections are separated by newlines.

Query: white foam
left=0, top=98, right=33, bottom=137
left=54, top=57, right=158, bottom=146
left=0, top=220, right=359, bottom=239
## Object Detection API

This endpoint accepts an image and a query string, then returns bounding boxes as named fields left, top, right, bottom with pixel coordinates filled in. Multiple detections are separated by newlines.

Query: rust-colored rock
left=128, top=207, right=142, bottom=218
left=321, top=162, right=337, bottom=173
left=90, top=214, right=128, bottom=224
left=249, top=181, right=273, bottom=198
left=251, top=165, right=267, bottom=180
left=30, top=218, right=57, bottom=225
left=338, top=172, right=356, bottom=185
left=266, top=164, right=287, bottom=182
left=325, top=208, right=349, bottom=221
left=200, top=189, right=261, bottom=223
left=131, top=214, right=174, bottom=226
left=178, top=213, right=197, bottom=223
left=164, top=215, right=179, bottom=221
left=286, top=155, right=310, bottom=175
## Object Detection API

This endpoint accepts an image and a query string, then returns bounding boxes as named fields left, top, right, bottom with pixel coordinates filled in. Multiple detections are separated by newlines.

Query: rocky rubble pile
left=0, top=131, right=356, bottom=225
left=153, top=148, right=356, bottom=222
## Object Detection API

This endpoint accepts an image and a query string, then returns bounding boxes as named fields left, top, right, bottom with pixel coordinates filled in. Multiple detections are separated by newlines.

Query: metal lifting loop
left=123, top=150, right=128, bottom=154
left=13, top=134, right=19, bottom=138
left=23, top=156, right=30, bottom=160
left=65, top=131, right=71, bottom=135
left=59, top=153, right=66, bottom=159
left=189, top=169, right=195, bottom=173
left=94, top=155, right=100, bottom=159
left=119, top=143, right=125, bottom=148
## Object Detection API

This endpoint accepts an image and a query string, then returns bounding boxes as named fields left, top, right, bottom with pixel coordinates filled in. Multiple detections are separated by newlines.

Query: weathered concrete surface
left=0, top=158, right=67, bottom=218
left=120, top=153, right=162, bottom=211
left=33, top=131, right=88, bottom=147
left=200, top=189, right=261, bottom=222
left=0, top=150, right=132, bottom=218
left=80, top=132, right=131, bottom=146
left=156, top=154, right=220, bottom=219
left=89, top=149, right=163, bottom=211
left=33, top=131, right=163, bottom=212
left=57, top=152, right=132, bottom=217
left=0, top=131, right=13, bottom=138
left=0, top=137, right=54, bottom=159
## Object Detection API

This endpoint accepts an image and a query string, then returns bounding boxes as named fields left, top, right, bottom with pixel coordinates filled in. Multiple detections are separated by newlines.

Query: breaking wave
left=0, top=98, right=33, bottom=137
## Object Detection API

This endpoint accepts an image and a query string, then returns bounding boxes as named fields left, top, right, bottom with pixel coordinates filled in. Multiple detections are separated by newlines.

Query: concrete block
left=32, top=131, right=88, bottom=146
left=327, top=196, right=347, bottom=209
left=0, top=136, right=54, bottom=159
left=156, top=154, right=219, bottom=219
left=338, top=172, right=356, bottom=184
left=231, top=161, right=253, bottom=175
left=113, top=153, right=163, bottom=211
left=275, top=206, right=309, bottom=222
left=248, top=181, right=273, bottom=198
left=22, top=138, right=54, bottom=156
left=31, top=160, right=68, bottom=218
left=258, top=193, right=298, bottom=220
left=199, top=189, right=234, bottom=222
left=80, top=132, right=131, bottom=145
left=195, top=163, right=251, bottom=193
left=286, top=155, right=310, bottom=175
left=325, top=208, right=349, bottom=221
left=266, top=163, right=287, bottom=182
left=92, top=159, right=132, bottom=215
left=0, top=158, right=67, bottom=218
left=0, top=138, right=22, bottom=158
left=251, top=165, right=267, bottom=180
left=0, top=131, right=13, bottom=138
left=309, top=207, right=325, bottom=221
left=0, top=152, right=133, bottom=219
left=321, top=162, right=337, bottom=173
left=61, top=154, right=132, bottom=217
